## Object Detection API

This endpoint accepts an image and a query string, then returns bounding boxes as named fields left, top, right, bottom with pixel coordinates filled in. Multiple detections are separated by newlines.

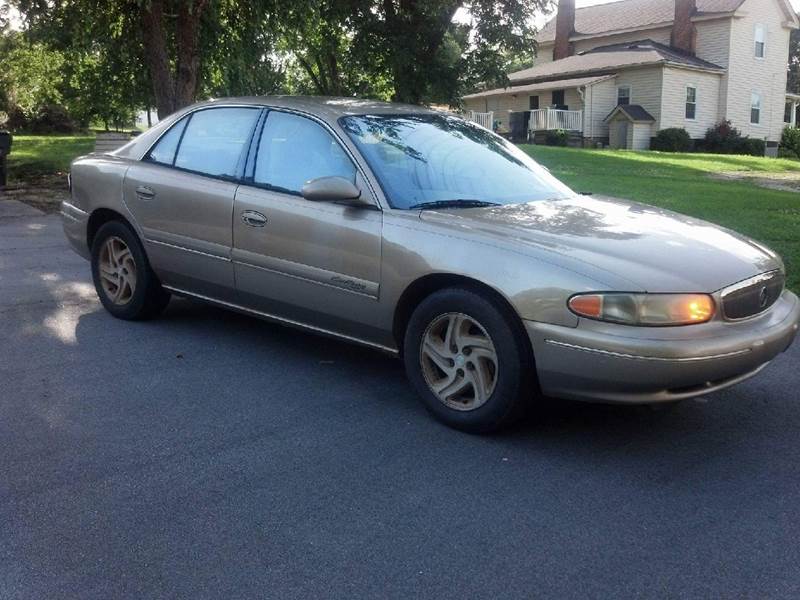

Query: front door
left=232, top=110, right=383, bottom=341
left=123, top=106, right=262, bottom=299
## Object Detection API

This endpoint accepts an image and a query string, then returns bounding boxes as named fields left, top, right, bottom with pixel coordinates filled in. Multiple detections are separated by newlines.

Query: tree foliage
left=6, top=0, right=550, bottom=126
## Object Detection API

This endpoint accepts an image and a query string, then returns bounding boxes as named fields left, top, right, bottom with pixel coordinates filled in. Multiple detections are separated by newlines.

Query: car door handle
left=241, top=210, right=267, bottom=227
left=135, top=186, right=156, bottom=200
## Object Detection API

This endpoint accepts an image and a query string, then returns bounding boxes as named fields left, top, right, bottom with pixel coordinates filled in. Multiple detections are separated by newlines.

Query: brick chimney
left=553, top=0, right=576, bottom=61
left=671, top=0, right=697, bottom=55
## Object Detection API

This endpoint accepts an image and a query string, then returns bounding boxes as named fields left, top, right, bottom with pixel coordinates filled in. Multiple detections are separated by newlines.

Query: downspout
left=577, top=85, right=587, bottom=144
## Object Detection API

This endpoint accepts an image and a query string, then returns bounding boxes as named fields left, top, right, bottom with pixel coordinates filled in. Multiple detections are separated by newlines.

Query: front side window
left=340, top=113, right=574, bottom=209
left=254, top=111, right=356, bottom=194
left=617, top=86, right=631, bottom=106
left=754, top=24, right=766, bottom=58
left=751, top=92, right=762, bottom=124
left=685, top=86, right=697, bottom=120
left=174, top=107, right=261, bottom=177
left=551, top=90, right=566, bottom=109
left=147, top=117, right=188, bottom=165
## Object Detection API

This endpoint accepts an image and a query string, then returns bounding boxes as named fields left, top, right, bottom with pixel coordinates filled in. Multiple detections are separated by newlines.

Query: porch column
left=793, top=101, right=798, bottom=127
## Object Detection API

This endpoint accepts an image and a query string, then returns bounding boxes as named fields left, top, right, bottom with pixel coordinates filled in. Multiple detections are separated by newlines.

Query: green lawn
left=522, top=145, right=800, bottom=292
left=6, top=135, right=95, bottom=182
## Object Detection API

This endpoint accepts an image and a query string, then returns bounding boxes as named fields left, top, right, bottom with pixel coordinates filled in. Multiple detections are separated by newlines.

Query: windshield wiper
left=409, top=199, right=500, bottom=210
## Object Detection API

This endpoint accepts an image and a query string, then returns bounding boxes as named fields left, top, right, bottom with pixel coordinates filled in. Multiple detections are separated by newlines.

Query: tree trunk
left=174, top=0, right=210, bottom=110
left=140, top=0, right=210, bottom=119
left=140, top=0, right=176, bottom=119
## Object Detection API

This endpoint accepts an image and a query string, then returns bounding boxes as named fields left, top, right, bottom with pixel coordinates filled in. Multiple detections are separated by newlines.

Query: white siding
left=535, top=42, right=554, bottom=64
left=614, top=67, right=664, bottom=128
left=585, top=78, right=617, bottom=139
left=722, top=0, right=793, bottom=141
left=630, top=122, right=654, bottom=149
left=660, top=67, right=722, bottom=137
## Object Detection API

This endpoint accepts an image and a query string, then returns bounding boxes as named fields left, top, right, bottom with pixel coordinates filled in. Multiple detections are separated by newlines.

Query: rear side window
left=147, top=117, right=188, bottom=165
left=174, top=107, right=261, bottom=177
left=253, top=111, right=355, bottom=194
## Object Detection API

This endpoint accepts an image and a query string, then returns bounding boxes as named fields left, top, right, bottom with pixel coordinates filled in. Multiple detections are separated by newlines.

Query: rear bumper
left=60, top=201, right=90, bottom=260
left=526, top=290, right=800, bottom=404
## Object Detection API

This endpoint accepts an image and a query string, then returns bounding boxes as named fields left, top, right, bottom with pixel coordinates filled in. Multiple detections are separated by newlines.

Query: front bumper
left=526, top=290, right=800, bottom=404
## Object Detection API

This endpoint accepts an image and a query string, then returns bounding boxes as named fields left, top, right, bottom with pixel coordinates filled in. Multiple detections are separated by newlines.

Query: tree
left=11, top=0, right=279, bottom=120
left=272, top=0, right=392, bottom=99
left=140, top=0, right=211, bottom=117
left=349, top=0, right=546, bottom=105
left=0, top=32, right=65, bottom=113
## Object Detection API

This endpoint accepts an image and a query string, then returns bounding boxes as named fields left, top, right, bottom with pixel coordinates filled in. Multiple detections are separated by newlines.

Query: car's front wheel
left=91, top=220, right=170, bottom=320
left=403, top=287, right=534, bottom=433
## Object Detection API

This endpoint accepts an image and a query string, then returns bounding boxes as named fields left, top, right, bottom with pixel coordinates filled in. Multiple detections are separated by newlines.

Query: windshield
left=339, top=113, right=574, bottom=210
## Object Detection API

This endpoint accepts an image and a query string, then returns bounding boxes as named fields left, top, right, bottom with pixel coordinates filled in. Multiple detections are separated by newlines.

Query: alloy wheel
left=98, top=236, right=137, bottom=305
left=419, top=312, right=499, bottom=411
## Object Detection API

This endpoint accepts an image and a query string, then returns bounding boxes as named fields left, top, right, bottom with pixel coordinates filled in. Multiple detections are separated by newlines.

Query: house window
left=785, top=102, right=793, bottom=124
left=751, top=92, right=762, bottom=124
left=551, top=90, right=566, bottom=109
left=617, top=85, right=631, bottom=106
left=529, top=96, right=540, bottom=110
left=685, top=86, right=697, bottom=120
left=754, top=24, right=766, bottom=59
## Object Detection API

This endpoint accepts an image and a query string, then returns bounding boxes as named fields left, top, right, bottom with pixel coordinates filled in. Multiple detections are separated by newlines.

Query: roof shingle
left=604, top=104, right=657, bottom=122
left=537, top=0, right=746, bottom=43
left=508, top=39, right=723, bottom=83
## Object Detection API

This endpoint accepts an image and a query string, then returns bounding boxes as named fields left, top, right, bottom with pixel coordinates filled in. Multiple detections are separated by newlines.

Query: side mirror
left=301, top=176, right=370, bottom=207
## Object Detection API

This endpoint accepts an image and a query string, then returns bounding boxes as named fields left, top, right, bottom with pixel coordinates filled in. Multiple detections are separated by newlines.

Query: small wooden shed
left=604, top=105, right=656, bottom=150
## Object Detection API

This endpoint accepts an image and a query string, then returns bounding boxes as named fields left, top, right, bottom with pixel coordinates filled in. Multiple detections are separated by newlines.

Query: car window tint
left=147, top=117, right=188, bottom=165
left=174, top=108, right=260, bottom=177
left=254, top=111, right=355, bottom=194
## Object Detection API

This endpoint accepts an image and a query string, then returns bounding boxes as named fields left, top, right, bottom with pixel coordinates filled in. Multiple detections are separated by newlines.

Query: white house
left=462, top=0, right=800, bottom=151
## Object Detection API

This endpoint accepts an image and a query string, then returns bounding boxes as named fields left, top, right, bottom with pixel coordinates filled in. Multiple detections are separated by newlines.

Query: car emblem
left=758, top=286, right=769, bottom=308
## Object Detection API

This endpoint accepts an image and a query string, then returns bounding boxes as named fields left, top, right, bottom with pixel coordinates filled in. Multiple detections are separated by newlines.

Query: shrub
left=28, top=104, right=79, bottom=134
left=700, top=120, right=764, bottom=156
left=651, top=127, right=692, bottom=152
left=703, top=120, right=742, bottom=153
left=545, top=129, right=569, bottom=146
left=5, top=105, right=29, bottom=132
left=736, top=137, right=765, bottom=157
left=781, top=126, right=800, bottom=158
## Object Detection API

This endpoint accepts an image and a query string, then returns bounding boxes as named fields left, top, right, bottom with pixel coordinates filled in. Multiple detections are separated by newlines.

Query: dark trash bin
left=0, top=131, right=12, bottom=188
left=508, top=111, right=532, bottom=143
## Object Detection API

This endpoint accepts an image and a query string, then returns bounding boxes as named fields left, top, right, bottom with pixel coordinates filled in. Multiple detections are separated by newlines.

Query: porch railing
left=528, top=108, right=583, bottom=132
left=467, top=110, right=494, bottom=130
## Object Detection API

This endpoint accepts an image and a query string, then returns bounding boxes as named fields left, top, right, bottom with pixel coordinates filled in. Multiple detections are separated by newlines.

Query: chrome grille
left=721, top=270, right=784, bottom=320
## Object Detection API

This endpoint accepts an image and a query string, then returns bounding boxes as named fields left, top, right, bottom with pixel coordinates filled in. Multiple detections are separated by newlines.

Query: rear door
left=123, top=106, right=262, bottom=299
left=232, top=110, right=383, bottom=341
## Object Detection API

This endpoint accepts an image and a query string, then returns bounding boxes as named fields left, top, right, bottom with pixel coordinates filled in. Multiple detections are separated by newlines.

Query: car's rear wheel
left=403, top=287, right=533, bottom=433
left=91, top=220, right=170, bottom=320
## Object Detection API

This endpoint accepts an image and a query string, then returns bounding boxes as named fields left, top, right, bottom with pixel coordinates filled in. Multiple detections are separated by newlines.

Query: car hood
left=419, top=195, right=780, bottom=293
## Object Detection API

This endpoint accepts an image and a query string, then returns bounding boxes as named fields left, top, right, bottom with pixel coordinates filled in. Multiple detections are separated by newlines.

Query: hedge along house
left=462, top=0, right=799, bottom=152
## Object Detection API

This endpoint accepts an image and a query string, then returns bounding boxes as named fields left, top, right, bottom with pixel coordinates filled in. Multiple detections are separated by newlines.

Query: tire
left=403, top=287, right=534, bottom=433
left=90, top=220, right=170, bottom=320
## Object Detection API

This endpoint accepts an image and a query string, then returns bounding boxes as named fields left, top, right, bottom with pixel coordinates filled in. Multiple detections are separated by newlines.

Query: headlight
left=568, top=293, right=715, bottom=326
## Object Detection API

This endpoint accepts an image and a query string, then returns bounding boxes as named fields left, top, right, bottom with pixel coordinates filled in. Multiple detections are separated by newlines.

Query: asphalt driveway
left=2, top=200, right=799, bottom=599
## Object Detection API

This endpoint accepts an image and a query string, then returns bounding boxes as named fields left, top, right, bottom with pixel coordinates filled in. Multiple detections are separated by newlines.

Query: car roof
left=194, top=96, right=440, bottom=118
